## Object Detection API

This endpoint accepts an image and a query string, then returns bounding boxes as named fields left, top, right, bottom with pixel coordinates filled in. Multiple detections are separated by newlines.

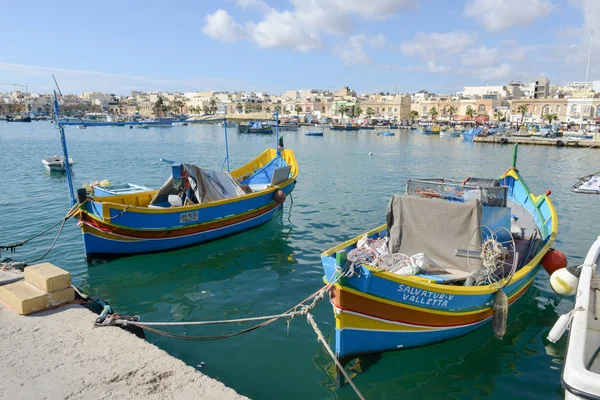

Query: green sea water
left=1, top=122, right=599, bottom=399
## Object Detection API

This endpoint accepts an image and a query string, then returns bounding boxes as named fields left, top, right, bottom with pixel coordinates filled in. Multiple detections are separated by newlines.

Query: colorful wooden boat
left=305, top=131, right=324, bottom=136
left=76, top=148, right=298, bottom=259
left=320, top=146, right=557, bottom=360
left=417, top=125, right=440, bottom=135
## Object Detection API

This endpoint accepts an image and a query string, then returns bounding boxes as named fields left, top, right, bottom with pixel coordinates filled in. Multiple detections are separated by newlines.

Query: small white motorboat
left=42, top=156, right=74, bottom=172
left=76, top=125, right=87, bottom=129
left=548, top=236, right=600, bottom=399
left=572, top=172, right=600, bottom=194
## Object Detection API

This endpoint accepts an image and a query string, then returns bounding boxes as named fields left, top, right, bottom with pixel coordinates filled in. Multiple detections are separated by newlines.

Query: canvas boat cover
left=386, top=195, right=483, bottom=272
left=150, top=164, right=247, bottom=206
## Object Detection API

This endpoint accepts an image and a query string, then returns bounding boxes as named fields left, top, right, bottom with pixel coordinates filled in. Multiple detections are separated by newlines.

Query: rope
left=120, top=312, right=306, bottom=327
left=0, top=200, right=85, bottom=262
left=306, top=313, right=366, bottom=400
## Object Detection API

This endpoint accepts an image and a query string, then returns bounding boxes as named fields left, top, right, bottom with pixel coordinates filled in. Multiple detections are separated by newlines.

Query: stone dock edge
left=0, top=302, right=248, bottom=400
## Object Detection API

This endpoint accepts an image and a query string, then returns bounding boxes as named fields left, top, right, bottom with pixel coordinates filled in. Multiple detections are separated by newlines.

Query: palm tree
left=209, top=99, right=217, bottom=114
left=175, top=100, right=185, bottom=114
left=256, top=104, right=263, bottom=112
left=274, top=105, right=281, bottom=113
left=265, top=106, right=271, bottom=113
left=517, top=105, right=529, bottom=128
left=203, top=105, right=210, bottom=114
left=43, top=105, right=51, bottom=115
left=294, top=105, right=302, bottom=118
left=135, top=105, right=140, bottom=115
left=466, top=106, right=476, bottom=121
left=429, top=107, right=438, bottom=120
left=354, top=105, right=362, bottom=119
left=236, top=103, right=243, bottom=113
left=284, top=109, right=291, bottom=116
left=544, top=112, right=557, bottom=125
left=366, top=107, right=374, bottom=119
left=447, top=106, right=456, bottom=121
left=244, top=104, right=251, bottom=114
left=493, top=110, right=504, bottom=121
left=338, top=104, right=347, bottom=119
left=409, top=110, right=419, bottom=121
left=154, top=96, right=164, bottom=117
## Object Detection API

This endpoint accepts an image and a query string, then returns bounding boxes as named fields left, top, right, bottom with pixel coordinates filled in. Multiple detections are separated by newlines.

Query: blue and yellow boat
left=320, top=146, right=557, bottom=360
left=77, top=148, right=298, bottom=259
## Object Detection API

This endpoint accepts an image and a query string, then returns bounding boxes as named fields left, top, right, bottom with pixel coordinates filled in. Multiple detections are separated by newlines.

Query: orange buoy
left=541, top=249, right=568, bottom=275
left=273, top=190, right=286, bottom=204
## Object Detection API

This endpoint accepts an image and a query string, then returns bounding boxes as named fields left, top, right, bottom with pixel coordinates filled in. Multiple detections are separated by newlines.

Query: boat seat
left=248, top=183, right=270, bottom=192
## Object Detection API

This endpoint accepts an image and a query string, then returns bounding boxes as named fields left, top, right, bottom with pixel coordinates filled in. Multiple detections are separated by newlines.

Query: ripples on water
left=1, top=123, right=598, bottom=399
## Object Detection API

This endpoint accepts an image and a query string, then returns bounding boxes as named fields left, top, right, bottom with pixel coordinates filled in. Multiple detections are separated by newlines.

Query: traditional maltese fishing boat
left=49, top=92, right=298, bottom=260
left=320, top=145, right=557, bottom=360
left=76, top=148, right=297, bottom=259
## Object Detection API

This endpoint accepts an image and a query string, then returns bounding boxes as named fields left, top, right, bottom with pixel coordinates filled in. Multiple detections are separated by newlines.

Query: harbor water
left=1, top=122, right=599, bottom=399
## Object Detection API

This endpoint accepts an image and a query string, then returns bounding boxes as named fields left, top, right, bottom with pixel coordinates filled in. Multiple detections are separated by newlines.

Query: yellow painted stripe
left=336, top=310, right=432, bottom=332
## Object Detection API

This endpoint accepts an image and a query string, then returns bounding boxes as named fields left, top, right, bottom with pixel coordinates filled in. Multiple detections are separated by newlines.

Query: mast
left=222, top=116, right=230, bottom=172
left=580, top=30, right=594, bottom=132
left=52, top=90, right=76, bottom=205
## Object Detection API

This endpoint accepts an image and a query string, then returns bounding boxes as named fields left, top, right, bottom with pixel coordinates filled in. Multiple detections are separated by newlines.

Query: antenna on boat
left=580, top=30, right=594, bottom=133
left=221, top=115, right=230, bottom=172
left=52, top=74, right=63, bottom=97
left=52, top=88, right=76, bottom=205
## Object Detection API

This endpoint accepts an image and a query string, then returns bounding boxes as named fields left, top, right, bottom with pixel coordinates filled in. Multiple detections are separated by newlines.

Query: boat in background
left=381, top=131, right=395, bottom=137
left=549, top=237, right=600, bottom=399
left=461, top=127, right=483, bottom=140
left=141, top=117, right=175, bottom=127
left=278, top=121, right=299, bottom=131
left=238, top=121, right=273, bottom=134
left=571, top=171, right=600, bottom=194
left=330, top=123, right=359, bottom=131
left=6, top=115, right=32, bottom=122
left=305, top=131, right=324, bottom=136
left=359, top=125, right=375, bottom=130
left=440, top=129, right=460, bottom=137
left=218, top=120, right=237, bottom=128
left=320, top=145, right=557, bottom=360
left=42, top=156, right=74, bottom=172
left=417, top=125, right=441, bottom=135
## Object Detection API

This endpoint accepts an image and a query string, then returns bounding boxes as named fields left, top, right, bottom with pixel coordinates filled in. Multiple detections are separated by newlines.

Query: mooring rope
left=0, top=200, right=85, bottom=262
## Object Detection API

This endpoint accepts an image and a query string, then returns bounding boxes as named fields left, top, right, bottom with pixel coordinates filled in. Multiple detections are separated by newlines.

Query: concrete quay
left=473, top=135, right=600, bottom=148
left=0, top=263, right=246, bottom=400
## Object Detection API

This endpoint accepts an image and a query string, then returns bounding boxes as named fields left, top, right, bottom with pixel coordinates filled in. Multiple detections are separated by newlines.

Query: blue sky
left=1, top=0, right=598, bottom=95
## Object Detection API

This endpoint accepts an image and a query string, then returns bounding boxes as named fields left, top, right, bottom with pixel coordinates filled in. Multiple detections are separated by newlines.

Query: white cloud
left=235, top=0, right=269, bottom=13
left=202, top=0, right=415, bottom=53
left=370, top=34, right=387, bottom=48
left=333, top=35, right=373, bottom=65
left=202, top=10, right=246, bottom=42
left=426, top=61, right=451, bottom=73
left=464, top=0, right=553, bottom=31
left=473, top=63, right=513, bottom=80
left=461, top=46, right=499, bottom=67
left=400, top=31, right=475, bottom=57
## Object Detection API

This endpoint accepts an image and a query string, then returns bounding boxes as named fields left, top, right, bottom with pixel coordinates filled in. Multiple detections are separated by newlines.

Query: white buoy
left=550, top=267, right=580, bottom=296
left=368, top=152, right=373, bottom=156
left=547, top=311, right=573, bottom=343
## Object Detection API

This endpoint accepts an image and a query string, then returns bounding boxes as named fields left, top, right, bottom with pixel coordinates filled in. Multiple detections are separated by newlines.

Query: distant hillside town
left=2, top=77, right=600, bottom=125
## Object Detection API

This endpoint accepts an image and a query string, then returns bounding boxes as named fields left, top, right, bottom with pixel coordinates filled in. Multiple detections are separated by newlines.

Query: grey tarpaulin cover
left=386, top=195, right=483, bottom=272
left=150, top=164, right=247, bottom=205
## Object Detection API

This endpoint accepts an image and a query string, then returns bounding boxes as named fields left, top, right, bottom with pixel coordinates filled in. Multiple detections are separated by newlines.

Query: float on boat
left=320, top=145, right=557, bottom=360
left=42, top=156, right=74, bottom=172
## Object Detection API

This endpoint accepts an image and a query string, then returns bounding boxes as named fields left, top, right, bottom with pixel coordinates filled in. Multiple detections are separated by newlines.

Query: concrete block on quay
left=48, top=286, right=75, bottom=305
left=0, top=281, right=49, bottom=315
left=24, top=262, right=72, bottom=292
left=0, top=303, right=247, bottom=400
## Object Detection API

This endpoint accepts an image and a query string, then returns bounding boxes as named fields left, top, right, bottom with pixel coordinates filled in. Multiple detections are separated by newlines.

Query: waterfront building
left=508, top=98, right=569, bottom=124
left=534, top=77, right=550, bottom=98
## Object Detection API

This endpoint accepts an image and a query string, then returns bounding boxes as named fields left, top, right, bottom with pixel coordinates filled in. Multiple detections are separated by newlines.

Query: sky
left=1, top=0, right=599, bottom=95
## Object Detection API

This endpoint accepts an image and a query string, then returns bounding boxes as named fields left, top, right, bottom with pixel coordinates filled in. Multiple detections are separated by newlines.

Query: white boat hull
left=42, top=157, right=74, bottom=172
left=561, top=237, right=600, bottom=399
